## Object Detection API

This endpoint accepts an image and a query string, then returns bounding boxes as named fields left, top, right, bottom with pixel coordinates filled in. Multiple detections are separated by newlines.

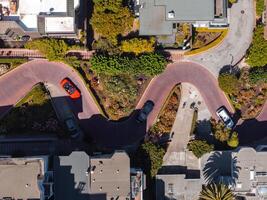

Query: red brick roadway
left=0, top=60, right=266, bottom=148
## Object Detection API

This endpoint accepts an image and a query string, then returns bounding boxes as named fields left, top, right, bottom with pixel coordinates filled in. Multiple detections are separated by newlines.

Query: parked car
left=136, top=100, right=154, bottom=123
left=64, top=117, right=81, bottom=138
left=216, top=107, right=234, bottom=128
left=60, top=78, right=81, bottom=99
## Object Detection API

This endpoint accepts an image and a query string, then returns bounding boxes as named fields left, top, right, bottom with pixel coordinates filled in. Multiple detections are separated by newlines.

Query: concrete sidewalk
left=163, top=83, right=211, bottom=166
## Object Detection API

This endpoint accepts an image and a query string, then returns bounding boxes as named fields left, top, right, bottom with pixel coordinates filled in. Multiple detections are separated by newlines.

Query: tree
left=121, top=38, right=156, bottom=55
left=246, top=25, right=267, bottom=67
left=140, top=142, right=165, bottom=177
left=227, top=132, right=239, bottom=148
left=25, top=39, right=68, bottom=61
left=210, top=119, right=230, bottom=142
left=90, top=0, right=134, bottom=43
left=199, top=183, right=235, bottom=200
left=218, top=73, right=239, bottom=94
left=187, top=139, right=214, bottom=158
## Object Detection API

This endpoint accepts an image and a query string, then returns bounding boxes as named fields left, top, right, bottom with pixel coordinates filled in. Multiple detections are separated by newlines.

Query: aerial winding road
left=0, top=60, right=236, bottom=148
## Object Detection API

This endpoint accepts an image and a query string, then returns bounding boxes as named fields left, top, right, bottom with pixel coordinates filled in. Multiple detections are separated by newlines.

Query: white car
left=216, top=107, right=234, bottom=129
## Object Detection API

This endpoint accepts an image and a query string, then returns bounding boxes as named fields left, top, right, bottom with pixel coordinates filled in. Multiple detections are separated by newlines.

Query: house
left=54, top=150, right=146, bottom=200
left=0, top=0, right=79, bottom=41
left=0, top=156, right=53, bottom=200
left=201, top=147, right=267, bottom=200
left=137, top=0, right=229, bottom=36
left=156, top=165, right=202, bottom=200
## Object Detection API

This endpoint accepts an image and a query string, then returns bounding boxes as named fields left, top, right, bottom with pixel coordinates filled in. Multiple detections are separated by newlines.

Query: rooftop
left=139, top=0, right=214, bottom=35
left=89, top=151, right=131, bottom=199
left=156, top=173, right=201, bottom=200
left=0, top=157, right=45, bottom=200
left=0, top=0, right=79, bottom=32
left=54, top=151, right=90, bottom=200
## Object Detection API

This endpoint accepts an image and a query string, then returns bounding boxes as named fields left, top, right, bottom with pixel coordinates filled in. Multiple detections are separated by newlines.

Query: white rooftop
left=45, top=17, right=74, bottom=33
left=0, top=0, right=79, bottom=30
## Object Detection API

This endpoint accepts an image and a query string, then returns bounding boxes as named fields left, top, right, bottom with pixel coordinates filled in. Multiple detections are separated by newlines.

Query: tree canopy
left=90, top=0, right=134, bottom=43
left=121, top=38, right=156, bottom=55
left=246, top=25, right=267, bottom=67
left=199, top=183, right=235, bottom=200
left=139, top=142, right=165, bottom=177
left=25, top=38, right=68, bottom=61
left=218, top=73, right=239, bottom=94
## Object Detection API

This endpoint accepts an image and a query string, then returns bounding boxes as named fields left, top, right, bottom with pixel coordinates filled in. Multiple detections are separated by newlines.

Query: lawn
left=0, top=58, right=28, bottom=76
left=0, top=83, right=63, bottom=135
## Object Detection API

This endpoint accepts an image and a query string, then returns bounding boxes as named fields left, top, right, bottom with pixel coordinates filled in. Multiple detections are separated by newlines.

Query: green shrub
left=121, top=38, right=155, bottom=55
left=187, top=139, right=214, bottom=158
left=249, top=67, right=267, bottom=84
left=25, top=38, right=69, bottom=61
left=256, top=0, right=265, bottom=16
left=90, top=53, right=167, bottom=76
left=218, top=73, right=239, bottom=94
left=246, top=26, right=267, bottom=67
left=227, top=132, right=239, bottom=148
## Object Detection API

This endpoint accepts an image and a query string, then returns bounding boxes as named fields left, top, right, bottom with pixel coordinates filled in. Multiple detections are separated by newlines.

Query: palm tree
left=199, top=183, right=235, bottom=200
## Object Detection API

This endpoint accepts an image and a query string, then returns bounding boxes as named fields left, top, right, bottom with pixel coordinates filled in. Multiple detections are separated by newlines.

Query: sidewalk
left=163, top=83, right=211, bottom=166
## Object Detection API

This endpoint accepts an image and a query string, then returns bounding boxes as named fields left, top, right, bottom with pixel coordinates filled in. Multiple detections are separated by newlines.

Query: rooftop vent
left=168, top=10, right=175, bottom=19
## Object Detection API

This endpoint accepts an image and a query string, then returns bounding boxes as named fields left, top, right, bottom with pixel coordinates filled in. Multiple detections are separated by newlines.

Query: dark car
left=136, top=100, right=154, bottom=123
left=64, top=117, right=81, bottom=138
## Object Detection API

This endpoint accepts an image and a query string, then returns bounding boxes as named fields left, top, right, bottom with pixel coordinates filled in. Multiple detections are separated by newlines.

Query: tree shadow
left=202, top=151, right=240, bottom=186
left=219, top=65, right=241, bottom=77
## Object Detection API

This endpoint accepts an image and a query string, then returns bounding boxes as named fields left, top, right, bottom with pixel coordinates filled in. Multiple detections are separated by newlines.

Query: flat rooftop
left=139, top=0, right=214, bottom=35
left=45, top=17, right=74, bottom=33
left=0, top=158, right=43, bottom=199
left=0, top=0, right=79, bottom=30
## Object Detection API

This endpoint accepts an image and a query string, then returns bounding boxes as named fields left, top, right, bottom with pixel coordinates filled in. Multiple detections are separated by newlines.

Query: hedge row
left=90, top=53, right=167, bottom=76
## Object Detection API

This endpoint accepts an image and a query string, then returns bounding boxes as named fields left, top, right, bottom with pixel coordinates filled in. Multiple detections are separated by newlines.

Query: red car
left=60, top=78, right=81, bottom=99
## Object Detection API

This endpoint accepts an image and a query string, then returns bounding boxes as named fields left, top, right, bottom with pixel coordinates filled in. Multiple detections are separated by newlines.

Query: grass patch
left=0, top=58, right=28, bottom=76
left=0, top=83, right=64, bottom=135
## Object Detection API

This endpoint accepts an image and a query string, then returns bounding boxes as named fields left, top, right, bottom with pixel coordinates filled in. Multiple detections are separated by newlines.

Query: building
left=156, top=165, right=202, bottom=200
left=201, top=147, right=267, bottom=200
left=0, top=0, right=79, bottom=41
left=137, top=0, right=229, bottom=36
left=0, top=156, right=53, bottom=200
left=54, top=150, right=145, bottom=200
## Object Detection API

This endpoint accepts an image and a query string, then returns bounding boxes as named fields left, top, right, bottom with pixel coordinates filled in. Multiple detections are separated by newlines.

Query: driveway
left=187, top=0, right=255, bottom=76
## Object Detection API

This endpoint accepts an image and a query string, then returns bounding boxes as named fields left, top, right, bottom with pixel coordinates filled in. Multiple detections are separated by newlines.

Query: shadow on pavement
left=235, top=119, right=267, bottom=145
left=0, top=95, right=148, bottom=154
